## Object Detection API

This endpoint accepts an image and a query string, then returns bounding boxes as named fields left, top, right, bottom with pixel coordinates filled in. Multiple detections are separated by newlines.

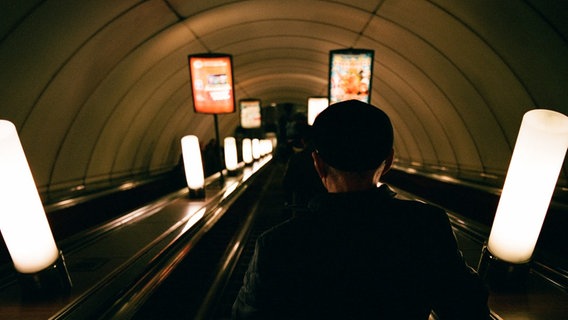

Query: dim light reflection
left=57, top=199, right=76, bottom=207
left=431, top=174, right=459, bottom=184
left=118, top=182, right=136, bottom=191
left=242, top=167, right=254, bottom=181
left=222, top=181, right=239, bottom=200
left=479, top=172, right=499, bottom=180
left=219, top=242, right=242, bottom=271
left=181, top=207, right=207, bottom=234
left=73, top=185, right=85, bottom=191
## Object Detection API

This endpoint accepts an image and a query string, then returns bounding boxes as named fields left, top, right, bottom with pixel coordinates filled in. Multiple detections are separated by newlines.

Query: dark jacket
left=233, top=185, right=490, bottom=319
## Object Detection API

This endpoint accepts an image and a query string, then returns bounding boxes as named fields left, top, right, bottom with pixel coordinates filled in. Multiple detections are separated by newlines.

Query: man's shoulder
left=256, top=214, right=319, bottom=247
left=386, top=196, right=451, bottom=229
left=389, top=195, right=445, bottom=214
left=266, top=212, right=316, bottom=232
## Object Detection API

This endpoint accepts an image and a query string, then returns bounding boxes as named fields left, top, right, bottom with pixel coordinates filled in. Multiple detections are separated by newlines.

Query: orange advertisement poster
left=189, top=54, right=236, bottom=114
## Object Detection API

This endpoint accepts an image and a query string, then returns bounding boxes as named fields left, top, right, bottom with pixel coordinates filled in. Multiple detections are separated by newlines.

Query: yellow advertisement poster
left=329, top=49, right=374, bottom=104
left=240, top=99, right=262, bottom=128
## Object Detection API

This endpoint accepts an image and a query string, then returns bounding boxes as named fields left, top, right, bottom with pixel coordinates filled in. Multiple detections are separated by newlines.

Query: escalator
left=132, top=163, right=567, bottom=320
left=131, top=161, right=291, bottom=320
left=2, top=158, right=563, bottom=319
left=131, top=162, right=495, bottom=319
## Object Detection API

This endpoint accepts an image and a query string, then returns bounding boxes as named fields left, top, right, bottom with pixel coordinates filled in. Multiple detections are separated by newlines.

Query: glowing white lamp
left=260, top=139, right=273, bottom=156
left=224, top=137, right=238, bottom=175
left=0, top=120, right=71, bottom=295
left=487, top=110, right=568, bottom=264
left=266, top=132, right=278, bottom=151
left=181, top=135, right=205, bottom=198
left=242, top=138, right=253, bottom=165
left=252, top=138, right=261, bottom=160
left=308, top=97, right=329, bottom=125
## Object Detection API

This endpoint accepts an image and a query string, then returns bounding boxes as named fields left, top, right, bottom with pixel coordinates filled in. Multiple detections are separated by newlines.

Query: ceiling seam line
left=130, top=80, right=189, bottom=171
left=427, top=0, right=533, bottom=153
left=162, top=0, right=184, bottom=21
left=22, top=1, right=147, bottom=193
left=51, top=19, right=180, bottom=191
left=108, top=65, right=185, bottom=177
left=352, top=0, right=386, bottom=48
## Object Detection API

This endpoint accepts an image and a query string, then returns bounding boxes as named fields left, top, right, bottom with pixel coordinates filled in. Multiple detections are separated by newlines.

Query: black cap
left=312, top=99, right=393, bottom=172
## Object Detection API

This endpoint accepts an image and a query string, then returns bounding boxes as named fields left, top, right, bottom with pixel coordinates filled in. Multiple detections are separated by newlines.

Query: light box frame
left=328, top=48, right=374, bottom=104
left=239, top=99, right=262, bottom=129
left=188, top=53, right=236, bottom=114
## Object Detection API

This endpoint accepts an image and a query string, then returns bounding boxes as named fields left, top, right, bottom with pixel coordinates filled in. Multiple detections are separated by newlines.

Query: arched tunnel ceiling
left=0, top=0, right=567, bottom=197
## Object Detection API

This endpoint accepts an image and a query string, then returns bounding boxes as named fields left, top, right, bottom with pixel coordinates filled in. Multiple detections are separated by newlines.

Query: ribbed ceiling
left=0, top=0, right=566, bottom=197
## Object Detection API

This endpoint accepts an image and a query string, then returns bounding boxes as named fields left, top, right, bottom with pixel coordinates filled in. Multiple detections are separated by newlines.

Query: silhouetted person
left=286, top=112, right=308, bottom=153
left=282, top=123, right=326, bottom=212
left=203, top=139, right=221, bottom=176
left=233, top=100, right=490, bottom=319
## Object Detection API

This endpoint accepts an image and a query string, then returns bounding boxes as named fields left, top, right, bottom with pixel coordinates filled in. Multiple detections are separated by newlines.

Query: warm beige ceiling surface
left=0, top=0, right=566, bottom=197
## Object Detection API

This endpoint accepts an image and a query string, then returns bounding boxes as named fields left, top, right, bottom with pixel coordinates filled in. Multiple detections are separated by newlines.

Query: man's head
left=312, top=99, right=393, bottom=172
left=311, top=99, right=394, bottom=192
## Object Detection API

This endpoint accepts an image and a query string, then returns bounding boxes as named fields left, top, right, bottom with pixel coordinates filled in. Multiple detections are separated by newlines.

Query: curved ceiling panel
left=0, top=0, right=566, bottom=198
left=29, top=1, right=178, bottom=190
left=369, top=2, right=514, bottom=174
left=182, top=1, right=370, bottom=37
left=51, top=24, right=195, bottom=188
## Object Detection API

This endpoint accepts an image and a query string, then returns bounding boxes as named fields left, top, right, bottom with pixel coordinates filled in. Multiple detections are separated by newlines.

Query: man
left=233, top=100, right=490, bottom=319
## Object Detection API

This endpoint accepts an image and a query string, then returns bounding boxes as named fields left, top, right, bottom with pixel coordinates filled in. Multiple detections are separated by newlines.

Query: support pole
left=213, top=114, right=224, bottom=185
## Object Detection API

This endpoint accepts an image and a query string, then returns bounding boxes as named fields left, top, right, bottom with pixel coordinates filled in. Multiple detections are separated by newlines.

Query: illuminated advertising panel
left=307, top=97, right=329, bottom=125
left=240, top=99, right=262, bottom=129
left=188, top=53, right=236, bottom=114
left=328, top=49, right=374, bottom=104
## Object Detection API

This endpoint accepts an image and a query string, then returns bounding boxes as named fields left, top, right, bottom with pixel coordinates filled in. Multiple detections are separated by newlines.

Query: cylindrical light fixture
left=181, top=135, right=206, bottom=199
left=265, top=132, right=278, bottom=151
left=0, top=120, right=72, bottom=296
left=242, top=138, right=253, bottom=165
left=263, top=139, right=273, bottom=155
left=252, top=138, right=261, bottom=160
left=479, top=109, right=568, bottom=287
left=224, top=137, right=238, bottom=176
